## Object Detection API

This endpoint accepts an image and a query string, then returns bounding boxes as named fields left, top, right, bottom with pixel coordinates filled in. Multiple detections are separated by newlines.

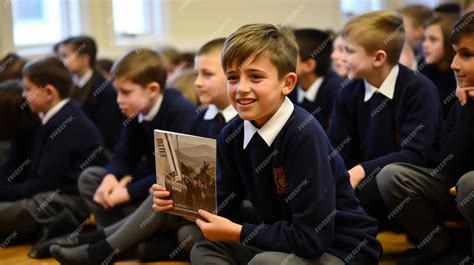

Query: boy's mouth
left=236, top=98, right=256, bottom=105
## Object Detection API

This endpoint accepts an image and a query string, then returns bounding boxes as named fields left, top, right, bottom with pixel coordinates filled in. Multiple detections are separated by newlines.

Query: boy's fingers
left=195, top=218, right=207, bottom=230
left=152, top=190, right=170, bottom=198
left=151, top=184, right=166, bottom=191
left=153, top=204, right=173, bottom=211
left=197, top=209, right=214, bottom=221
left=154, top=198, right=173, bottom=206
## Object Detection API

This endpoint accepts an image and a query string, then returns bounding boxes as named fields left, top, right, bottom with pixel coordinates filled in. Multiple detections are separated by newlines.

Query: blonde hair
left=342, top=11, right=405, bottom=65
left=111, top=48, right=167, bottom=89
left=222, top=23, right=298, bottom=79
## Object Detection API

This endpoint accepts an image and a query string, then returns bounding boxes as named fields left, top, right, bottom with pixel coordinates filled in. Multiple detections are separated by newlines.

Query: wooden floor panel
left=0, top=231, right=411, bottom=265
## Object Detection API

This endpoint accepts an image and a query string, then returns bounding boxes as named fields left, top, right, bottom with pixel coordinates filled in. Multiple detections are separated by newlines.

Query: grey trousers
left=0, top=191, right=89, bottom=239
left=377, top=163, right=460, bottom=254
left=78, top=166, right=143, bottom=229
left=190, top=237, right=344, bottom=265
left=103, top=193, right=190, bottom=251
left=455, top=171, right=474, bottom=256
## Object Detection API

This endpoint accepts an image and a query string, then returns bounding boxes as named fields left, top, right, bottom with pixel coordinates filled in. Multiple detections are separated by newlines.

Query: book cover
left=154, top=129, right=217, bottom=220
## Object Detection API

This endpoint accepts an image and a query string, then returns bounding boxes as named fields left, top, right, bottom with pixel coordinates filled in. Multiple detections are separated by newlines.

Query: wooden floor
left=0, top=231, right=411, bottom=265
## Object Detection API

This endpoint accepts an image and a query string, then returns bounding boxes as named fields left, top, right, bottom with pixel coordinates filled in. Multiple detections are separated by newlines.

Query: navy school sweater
left=106, top=88, right=196, bottom=200
left=0, top=101, right=107, bottom=201
left=440, top=100, right=474, bottom=186
left=71, top=70, right=124, bottom=151
left=328, top=64, right=442, bottom=175
left=288, top=71, right=343, bottom=130
left=217, top=105, right=380, bottom=264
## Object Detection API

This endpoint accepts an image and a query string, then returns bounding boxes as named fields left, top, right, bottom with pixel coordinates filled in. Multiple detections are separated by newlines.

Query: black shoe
left=50, top=244, right=90, bottom=265
left=29, top=235, right=80, bottom=258
left=397, top=248, right=438, bottom=265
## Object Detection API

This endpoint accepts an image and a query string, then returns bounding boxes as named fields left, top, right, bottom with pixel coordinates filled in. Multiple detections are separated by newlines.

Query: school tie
left=215, top=112, right=225, bottom=124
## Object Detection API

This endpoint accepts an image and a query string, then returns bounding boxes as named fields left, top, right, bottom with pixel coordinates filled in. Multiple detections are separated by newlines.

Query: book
left=154, top=129, right=217, bottom=220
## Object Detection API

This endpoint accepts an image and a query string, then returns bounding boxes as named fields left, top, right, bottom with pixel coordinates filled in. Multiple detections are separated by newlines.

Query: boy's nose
left=450, top=55, right=460, bottom=71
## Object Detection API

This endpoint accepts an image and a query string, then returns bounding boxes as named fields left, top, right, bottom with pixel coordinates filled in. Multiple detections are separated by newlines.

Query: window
left=111, top=0, right=150, bottom=37
left=12, top=0, right=67, bottom=46
left=340, top=0, right=382, bottom=18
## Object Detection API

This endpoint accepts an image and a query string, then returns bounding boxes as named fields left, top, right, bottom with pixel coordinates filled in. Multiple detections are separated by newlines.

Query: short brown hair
left=342, top=11, right=405, bottom=66
left=0, top=53, right=27, bottom=82
left=22, top=57, right=72, bottom=99
left=399, top=4, right=433, bottom=28
left=222, top=23, right=298, bottom=79
left=197, top=38, right=226, bottom=56
left=0, top=80, right=36, bottom=138
left=451, top=11, right=474, bottom=44
left=111, top=48, right=167, bottom=89
left=426, top=15, right=458, bottom=69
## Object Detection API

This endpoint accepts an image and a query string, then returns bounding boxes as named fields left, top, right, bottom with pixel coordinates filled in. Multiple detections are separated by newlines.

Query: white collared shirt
left=73, top=69, right=94, bottom=89
left=297, top=77, right=324, bottom=103
left=203, top=104, right=238, bottom=123
left=138, top=94, right=163, bottom=123
left=364, top=65, right=399, bottom=102
left=41, top=98, right=70, bottom=125
left=243, top=97, right=294, bottom=149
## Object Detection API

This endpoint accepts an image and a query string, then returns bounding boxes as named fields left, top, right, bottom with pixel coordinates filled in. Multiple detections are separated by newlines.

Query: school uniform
left=420, top=64, right=457, bottom=119
left=70, top=69, right=123, bottom=151
left=377, top=100, right=474, bottom=260
left=191, top=104, right=238, bottom=139
left=78, top=88, right=196, bottom=229
left=328, top=64, right=442, bottom=220
left=0, top=99, right=107, bottom=240
left=288, top=71, right=343, bottom=130
left=191, top=98, right=380, bottom=265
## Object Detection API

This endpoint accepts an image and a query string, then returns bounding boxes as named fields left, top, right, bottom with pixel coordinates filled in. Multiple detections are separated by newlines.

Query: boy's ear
left=281, top=72, right=298, bottom=96
left=44, top=84, right=60, bottom=101
left=300, top=58, right=317, bottom=74
left=373, top=50, right=387, bottom=67
left=147, top=82, right=161, bottom=97
left=78, top=54, right=91, bottom=68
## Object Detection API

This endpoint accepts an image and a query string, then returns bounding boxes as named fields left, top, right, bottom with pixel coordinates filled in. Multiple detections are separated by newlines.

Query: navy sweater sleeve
left=106, top=122, right=144, bottom=178
left=440, top=101, right=474, bottom=184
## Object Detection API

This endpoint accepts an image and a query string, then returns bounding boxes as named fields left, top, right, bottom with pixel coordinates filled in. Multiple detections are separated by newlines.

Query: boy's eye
left=227, top=75, right=239, bottom=83
left=461, top=51, right=474, bottom=58
left=250, top=75, right=263, bottom=81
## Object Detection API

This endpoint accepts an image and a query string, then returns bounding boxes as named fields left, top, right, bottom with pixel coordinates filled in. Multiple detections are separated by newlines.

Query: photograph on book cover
left=154, top=130, right=217, bottom=220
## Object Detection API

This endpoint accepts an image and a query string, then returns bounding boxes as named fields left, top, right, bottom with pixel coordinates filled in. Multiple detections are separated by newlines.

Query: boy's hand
left=106, top=185, right=131, bottom=207
left=195, top=209, right=242, bottom=241
left=94, top=174, right=120, bottom=208
left=151, top=184, right=174, bottom=212
left=456, top=86, right=474, bottom=106
left=348, top=165, right=366, bottom=189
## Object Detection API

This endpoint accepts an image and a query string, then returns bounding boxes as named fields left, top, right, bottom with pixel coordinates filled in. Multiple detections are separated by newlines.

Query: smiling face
left=342, top=38, right=375, bottom=80
left=194, top=51, right=229, bottom=109
left=451, top=35, right=474, bottom=88
left=331, top=35, right=348, bottom=77
left=226, top=54, right=296, bottom=128
left=423, top=24, right=445, bottom=65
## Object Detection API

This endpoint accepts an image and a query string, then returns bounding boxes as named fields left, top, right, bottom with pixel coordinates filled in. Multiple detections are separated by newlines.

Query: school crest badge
left=273, top=167, right=288, bottom=193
